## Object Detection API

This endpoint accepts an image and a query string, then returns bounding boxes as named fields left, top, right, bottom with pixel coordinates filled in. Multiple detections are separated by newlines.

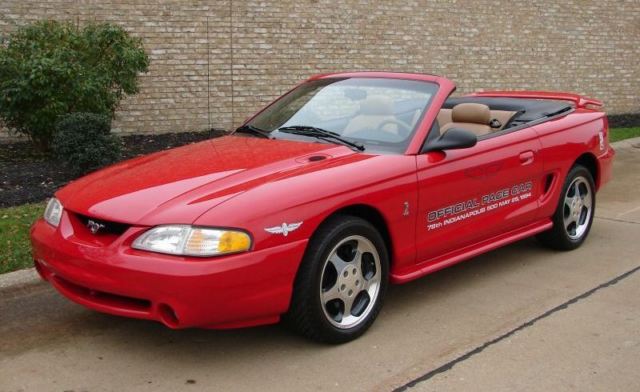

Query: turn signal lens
left=217, top=231, right=252, bottom=253
left=132, top=225, right=251, bottom=257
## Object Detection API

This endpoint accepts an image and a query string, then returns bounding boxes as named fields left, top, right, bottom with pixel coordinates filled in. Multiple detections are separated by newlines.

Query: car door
left=414, top=127, right=543, bottom=264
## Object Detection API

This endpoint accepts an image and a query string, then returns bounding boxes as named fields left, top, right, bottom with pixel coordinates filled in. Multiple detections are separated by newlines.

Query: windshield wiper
left=234, top=124, right=272, bottom=139
left=278, top=125, right=365, bottom=151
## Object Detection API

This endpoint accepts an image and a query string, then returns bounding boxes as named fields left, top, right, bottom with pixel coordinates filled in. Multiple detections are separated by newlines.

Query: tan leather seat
left=440, top=103, right=492, bottom=136
left=437, top=108, right=452, bottom=126
left=343, top=96, right=400, bottom=136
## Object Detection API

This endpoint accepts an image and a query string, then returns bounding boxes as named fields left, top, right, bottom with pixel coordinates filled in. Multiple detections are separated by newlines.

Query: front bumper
left=30, top=213, right=307, bottom=329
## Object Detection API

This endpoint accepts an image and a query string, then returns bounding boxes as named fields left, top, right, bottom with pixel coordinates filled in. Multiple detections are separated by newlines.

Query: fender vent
left=543, top=173, right=555, bottom=195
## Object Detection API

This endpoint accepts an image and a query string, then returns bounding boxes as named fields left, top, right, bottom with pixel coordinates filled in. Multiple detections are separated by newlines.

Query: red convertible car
left=31, top=72, right=614, bottom=343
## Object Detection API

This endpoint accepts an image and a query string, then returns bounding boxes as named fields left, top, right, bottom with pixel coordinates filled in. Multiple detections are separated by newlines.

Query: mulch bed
left=0, top=129, right=226, bottom=208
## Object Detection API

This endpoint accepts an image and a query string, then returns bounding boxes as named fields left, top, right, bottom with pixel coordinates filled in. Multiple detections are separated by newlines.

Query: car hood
left=57, top=136, right=356, bottom=225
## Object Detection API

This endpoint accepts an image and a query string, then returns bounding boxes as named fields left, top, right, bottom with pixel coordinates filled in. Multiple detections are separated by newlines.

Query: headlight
left=44, top=197, right=63, bottom=227
left=131, top=225, right=251, bottom=257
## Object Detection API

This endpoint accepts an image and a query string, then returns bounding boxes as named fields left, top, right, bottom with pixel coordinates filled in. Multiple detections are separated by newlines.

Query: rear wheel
left=285, top=215, right=389, bottom=344
left=537, top=165, right=595, bottom=250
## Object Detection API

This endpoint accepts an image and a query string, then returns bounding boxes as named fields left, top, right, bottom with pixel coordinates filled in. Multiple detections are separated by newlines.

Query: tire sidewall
left=302, top=216, right=389, bottom=341
left=554, top=165, right=596, bottom=247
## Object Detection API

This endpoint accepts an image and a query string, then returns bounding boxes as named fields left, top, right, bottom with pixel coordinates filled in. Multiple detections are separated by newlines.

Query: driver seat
left=440, top=103, right=492, bottom=136
left=343, top=96, right=400, bottom=137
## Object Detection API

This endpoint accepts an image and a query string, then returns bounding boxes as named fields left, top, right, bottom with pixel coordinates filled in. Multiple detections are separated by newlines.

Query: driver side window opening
left=436, top=104, right=518, bottom=138
left=431, top=97, right=573, bottom=140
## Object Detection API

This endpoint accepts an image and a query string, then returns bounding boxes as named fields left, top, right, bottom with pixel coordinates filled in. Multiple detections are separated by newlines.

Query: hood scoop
left=295, top=153, right=331, bottom=163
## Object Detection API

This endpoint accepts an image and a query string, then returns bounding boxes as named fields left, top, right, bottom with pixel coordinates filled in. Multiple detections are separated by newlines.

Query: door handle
left=519, top=151, right=535, bottom=165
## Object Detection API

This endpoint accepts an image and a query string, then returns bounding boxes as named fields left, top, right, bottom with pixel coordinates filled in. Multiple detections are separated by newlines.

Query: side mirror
left=422, top=128, right=477, bottom=153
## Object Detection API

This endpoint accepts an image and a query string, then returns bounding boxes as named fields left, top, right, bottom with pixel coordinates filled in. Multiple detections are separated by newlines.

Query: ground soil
left=0, top=130, right=225, bottom=208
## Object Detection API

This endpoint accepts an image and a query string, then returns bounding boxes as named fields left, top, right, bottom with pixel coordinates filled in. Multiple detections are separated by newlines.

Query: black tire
left=284, top=215, right=389, bottom=344
left=536, top=165, right=596, bottom=250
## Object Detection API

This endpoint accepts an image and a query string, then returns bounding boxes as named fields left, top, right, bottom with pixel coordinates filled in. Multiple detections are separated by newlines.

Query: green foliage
left=0, top=20, right=149, bottom=150
left=52, top=112, right=122, bottom=175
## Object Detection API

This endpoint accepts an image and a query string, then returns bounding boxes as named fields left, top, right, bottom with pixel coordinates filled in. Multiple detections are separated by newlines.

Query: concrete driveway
left=1, top=140, right=639, bottom=392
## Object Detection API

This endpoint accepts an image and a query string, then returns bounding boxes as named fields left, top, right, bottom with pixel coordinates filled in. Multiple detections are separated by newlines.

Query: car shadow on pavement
left=1, top=236, right=555, bottom=362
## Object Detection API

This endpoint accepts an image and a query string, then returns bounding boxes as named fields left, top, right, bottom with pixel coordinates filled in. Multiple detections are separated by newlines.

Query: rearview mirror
left=422, top=128, right=477, bottom=153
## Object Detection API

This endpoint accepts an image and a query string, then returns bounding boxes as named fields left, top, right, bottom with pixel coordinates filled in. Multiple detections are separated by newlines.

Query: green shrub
left=52, top=113, right=122, bottom=175
left=0, top=20, right=149, bottom=150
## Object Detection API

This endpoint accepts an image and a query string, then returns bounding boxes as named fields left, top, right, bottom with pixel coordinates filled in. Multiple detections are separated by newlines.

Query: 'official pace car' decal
left=427, top=181, right=533, bottom=231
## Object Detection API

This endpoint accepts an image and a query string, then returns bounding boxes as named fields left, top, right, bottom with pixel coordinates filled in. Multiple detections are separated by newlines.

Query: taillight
left=599, top=116, right=611, bottom=151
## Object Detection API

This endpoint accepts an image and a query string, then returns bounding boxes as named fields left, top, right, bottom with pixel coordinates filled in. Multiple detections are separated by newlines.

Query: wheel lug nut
left=356, top=280, right=360, bottom=286
left=343, top=271, right=348, bottom=278
left=340, top=284, right=346, bottom=291
left=348, top=289, right=353, bottom=296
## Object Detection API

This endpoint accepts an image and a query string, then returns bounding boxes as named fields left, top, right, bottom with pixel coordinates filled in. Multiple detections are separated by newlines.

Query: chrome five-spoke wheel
left=286, top=215, right=388, bottom=343
left=537, top=164, right=595, bottom=251
left=320, top=235, right=381, bottom=329
left=563, top=176, right=592, bottom=240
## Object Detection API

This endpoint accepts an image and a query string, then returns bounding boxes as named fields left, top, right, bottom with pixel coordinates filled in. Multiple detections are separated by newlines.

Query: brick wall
left=1, top=0, right=638, bottom=140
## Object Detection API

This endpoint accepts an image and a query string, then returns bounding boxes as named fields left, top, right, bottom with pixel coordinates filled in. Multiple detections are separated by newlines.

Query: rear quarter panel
left=533, top=109, right=609, bottom=219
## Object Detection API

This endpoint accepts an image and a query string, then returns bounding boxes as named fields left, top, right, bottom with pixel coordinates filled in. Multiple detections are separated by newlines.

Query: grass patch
left=0, top=202, right=45, bottom=274
left=610, top=127, right=640, bottom=143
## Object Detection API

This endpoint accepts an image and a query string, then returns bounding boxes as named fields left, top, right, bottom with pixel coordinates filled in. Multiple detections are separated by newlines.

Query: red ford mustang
left=31, top=72, right=614, bottom=343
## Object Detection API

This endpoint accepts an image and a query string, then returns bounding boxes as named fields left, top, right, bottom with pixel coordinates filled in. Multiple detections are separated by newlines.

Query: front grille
left=75, top=213, right=130, bottom=235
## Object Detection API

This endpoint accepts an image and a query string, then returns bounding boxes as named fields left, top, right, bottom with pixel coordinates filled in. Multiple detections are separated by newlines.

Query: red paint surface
left=32, top=72, right=614, bottom=329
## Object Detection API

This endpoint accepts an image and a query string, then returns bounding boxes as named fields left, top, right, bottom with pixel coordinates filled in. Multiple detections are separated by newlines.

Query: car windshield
left=245, top=77, right=438, bottom=153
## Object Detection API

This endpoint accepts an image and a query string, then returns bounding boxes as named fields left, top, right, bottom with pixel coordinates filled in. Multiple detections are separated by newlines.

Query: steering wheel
left=376, top=119, right=412, bottom=137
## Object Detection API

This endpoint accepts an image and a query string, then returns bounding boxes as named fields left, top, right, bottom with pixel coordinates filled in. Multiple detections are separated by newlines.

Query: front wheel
left=285, top=215, right=389, bottom=344
left=537, top=165, right=595, bottom=250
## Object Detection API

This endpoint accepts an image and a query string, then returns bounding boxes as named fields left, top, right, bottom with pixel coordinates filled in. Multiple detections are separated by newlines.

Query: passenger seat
left=440, top=103, right=492, bottom=136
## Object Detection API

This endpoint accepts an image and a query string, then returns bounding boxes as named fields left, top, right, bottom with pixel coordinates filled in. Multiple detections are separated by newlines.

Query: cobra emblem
left=87, top=219, right=105, bottom=234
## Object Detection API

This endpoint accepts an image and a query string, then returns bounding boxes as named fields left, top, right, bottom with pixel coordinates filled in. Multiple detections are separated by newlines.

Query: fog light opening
left=158, top=304, right=179, bottom=328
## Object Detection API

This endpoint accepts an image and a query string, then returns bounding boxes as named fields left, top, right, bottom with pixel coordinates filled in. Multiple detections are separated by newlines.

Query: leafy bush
left=52, top=113, right=122, bottom=175
left=0, top=20, right=149, bottom=150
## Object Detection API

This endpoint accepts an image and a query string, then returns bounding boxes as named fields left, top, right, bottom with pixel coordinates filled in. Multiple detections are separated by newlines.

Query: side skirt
left=390, top=219, right=553, bottom=284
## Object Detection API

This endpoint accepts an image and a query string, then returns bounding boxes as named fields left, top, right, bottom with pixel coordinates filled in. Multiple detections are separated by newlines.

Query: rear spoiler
left=468, top=91, right=603, bottom=109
